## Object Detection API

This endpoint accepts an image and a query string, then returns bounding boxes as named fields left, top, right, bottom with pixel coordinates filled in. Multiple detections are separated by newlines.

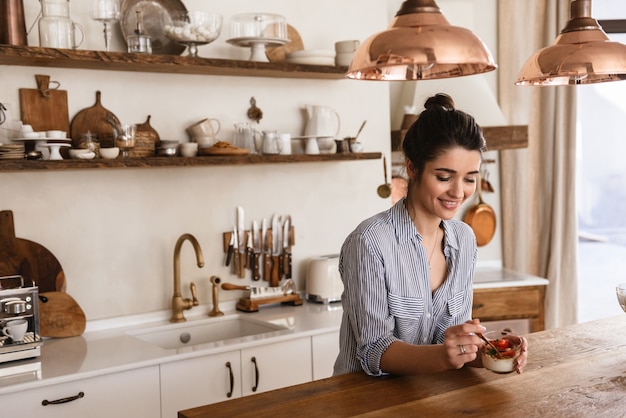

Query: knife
left=232, top=225, right=239, bottom=275
left=270, top=214, right=282, bottom=287
left=262, top=218, right=271, bottom=282
left=252, top=220, right=261, bottom=281
left=283, top=216, right=292, bottom=280
left=225, top=229, right=235, bottom=267
left=246, top=232, right=254, bottom=273
left=237, top=206, right=245, bottom=278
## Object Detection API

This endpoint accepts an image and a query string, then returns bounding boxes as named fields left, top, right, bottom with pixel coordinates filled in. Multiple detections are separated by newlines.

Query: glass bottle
left=38, top=0, right=85, bottom=49
left=127, top=10, right=152, bottom=54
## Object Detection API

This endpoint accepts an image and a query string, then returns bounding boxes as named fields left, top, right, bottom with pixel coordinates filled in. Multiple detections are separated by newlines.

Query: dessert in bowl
left=481, top=331, right=523, bottom=374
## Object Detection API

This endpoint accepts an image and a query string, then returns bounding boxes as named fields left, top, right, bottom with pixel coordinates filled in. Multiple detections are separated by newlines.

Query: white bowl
left=46, top=130, right=66, bottom=139
left=21, top=132, right=41, bottom=139
left=99, top=147, right=120, bottom=159
left=286, top=50, right=336, bottom=66
left=69, top=148, right=94, bottom=159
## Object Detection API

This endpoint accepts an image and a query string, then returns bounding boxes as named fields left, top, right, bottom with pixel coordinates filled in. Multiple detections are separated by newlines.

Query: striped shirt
left=333, top=198, right=477, bottom=376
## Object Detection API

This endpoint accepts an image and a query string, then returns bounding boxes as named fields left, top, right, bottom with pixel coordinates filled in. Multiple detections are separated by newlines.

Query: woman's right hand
left=442, top=319, right=486, bottom=369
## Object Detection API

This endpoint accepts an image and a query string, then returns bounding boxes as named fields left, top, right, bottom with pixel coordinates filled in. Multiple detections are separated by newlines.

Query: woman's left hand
left=515, top=336, right=528, bottom=374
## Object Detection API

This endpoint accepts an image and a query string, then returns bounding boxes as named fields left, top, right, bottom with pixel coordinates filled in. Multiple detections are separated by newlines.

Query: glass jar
left=38, top=0, right=85, bottom=49
left=79, top=131, right=100, bottom=157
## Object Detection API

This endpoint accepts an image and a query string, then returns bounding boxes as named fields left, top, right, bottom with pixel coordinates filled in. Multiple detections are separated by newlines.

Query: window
left=576, top=18, right=626, bottom=322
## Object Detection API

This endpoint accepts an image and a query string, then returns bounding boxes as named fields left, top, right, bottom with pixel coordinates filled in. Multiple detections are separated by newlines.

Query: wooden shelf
left=0, top=152, right=382, bottom=172
left=0, top=45, right=348, bottom=80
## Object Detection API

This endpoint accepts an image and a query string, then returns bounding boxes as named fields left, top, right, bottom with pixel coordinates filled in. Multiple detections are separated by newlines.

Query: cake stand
left=226, top=37, right=289, bottom=62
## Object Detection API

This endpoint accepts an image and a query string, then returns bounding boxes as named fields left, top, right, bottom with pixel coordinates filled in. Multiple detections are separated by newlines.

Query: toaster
left=306, top=254, right=343, bottom=304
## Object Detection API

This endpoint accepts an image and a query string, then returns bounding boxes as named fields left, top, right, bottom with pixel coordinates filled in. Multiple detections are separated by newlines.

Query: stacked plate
left=0, top=143, right=25, bottom=160
left=285, top=50, right=335, bottom=66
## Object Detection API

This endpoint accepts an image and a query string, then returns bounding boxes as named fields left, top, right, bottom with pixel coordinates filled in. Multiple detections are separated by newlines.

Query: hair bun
left=424, top=93, right=455, bottom=111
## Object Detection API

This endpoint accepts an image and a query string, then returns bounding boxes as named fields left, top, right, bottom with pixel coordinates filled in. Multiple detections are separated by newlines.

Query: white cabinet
left=160, top=350, right=242, bottom=418
left=312, top=331, right=340, bottom=380
left=160, top=337, right=312, bottom=417
left=0, top=366, right=160, bottom=417
left=241, top=337, right=311, bottom=396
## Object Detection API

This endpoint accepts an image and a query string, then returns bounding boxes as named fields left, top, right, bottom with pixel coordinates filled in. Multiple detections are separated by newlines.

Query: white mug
left=186, top=118, right=221, bottom=142
left=2, top=319, right=28, bottom=342
left=278, top=133, right=291, bottom=155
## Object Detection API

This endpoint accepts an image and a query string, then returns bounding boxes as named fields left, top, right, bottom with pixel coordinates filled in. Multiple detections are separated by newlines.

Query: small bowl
left=180, top=142, right=198, bottom=157
left=99, top=147, right=120, bottom=159
left=21, top=132, right=41, bottom=139
left=481, top=331, right=523, bottom=374
left=69, top=148, right=97, bottom=160
left=46, top=130, right=66, bottom=139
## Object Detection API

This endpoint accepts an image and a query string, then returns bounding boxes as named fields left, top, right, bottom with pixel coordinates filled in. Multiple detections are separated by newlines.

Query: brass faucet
left=170, top=233, right=204, bottom=323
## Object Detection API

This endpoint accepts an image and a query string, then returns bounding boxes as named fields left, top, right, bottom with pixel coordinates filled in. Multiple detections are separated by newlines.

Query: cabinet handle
left=225, top=361, right=234, bottom=398
left=42, top=391, right=85, bottom=406
left=251, top=356, right=259, bottom=392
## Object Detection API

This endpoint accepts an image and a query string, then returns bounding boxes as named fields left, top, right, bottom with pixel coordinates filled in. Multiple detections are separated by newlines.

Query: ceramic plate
left=120, top=0, right=187, bottom=55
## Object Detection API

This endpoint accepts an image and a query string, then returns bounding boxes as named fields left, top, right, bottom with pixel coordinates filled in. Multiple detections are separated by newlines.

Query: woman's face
left=408, top=146, right=481, bottom=221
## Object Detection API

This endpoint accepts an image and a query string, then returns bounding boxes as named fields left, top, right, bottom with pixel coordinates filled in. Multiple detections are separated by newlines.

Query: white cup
left=3, top=319, right=28, bottom=342
left=186, top=118, right=221, bottom=142
left=180, top=142, right=198, bottom=157
left=278, top=133, right=291, bottom=155
left=335, top=40, right=360, bottom=53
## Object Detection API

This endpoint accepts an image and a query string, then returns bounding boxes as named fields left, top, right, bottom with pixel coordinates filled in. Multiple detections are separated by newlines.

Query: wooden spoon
left=377, top=156, right=391, bottom=198
left=477, top=332, right=504, bottom=359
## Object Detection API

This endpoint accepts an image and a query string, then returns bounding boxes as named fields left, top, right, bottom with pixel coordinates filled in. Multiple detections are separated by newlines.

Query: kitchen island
left=180, top=315, right=626, bottom=417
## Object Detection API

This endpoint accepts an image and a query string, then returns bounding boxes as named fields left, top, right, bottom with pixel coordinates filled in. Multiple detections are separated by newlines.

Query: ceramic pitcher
left=38, top=0, right=84, bottom=49
left=304, top=105, right=341, bottom=137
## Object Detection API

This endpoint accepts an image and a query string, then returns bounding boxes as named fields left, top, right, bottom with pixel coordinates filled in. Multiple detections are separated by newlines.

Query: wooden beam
left=482, top=125, right=528, bottom=151
left=390, top=125, right=528, bottom=152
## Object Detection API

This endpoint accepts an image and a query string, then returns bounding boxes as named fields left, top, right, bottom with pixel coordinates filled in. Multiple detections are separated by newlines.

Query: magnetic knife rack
left=222, top=226, right=295, bottom=287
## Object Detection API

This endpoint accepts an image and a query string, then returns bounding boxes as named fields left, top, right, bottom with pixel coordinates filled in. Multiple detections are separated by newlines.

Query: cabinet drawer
left=0, top=366, right=160, bottom=417
left=472, top=286, right=544, bottom=320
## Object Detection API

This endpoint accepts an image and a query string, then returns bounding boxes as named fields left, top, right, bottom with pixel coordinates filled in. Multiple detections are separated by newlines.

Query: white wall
left=0, top=0, right=501, bottom=322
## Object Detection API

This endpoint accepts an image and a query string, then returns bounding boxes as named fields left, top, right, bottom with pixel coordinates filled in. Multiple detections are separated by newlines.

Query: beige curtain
left=497, top=0, right=579, bottom=329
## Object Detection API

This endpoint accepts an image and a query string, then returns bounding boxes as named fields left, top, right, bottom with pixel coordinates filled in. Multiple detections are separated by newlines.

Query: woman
left=334, top=94, right=527, bottom=376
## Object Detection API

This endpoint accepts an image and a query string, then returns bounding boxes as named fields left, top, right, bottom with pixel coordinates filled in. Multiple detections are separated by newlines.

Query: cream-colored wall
left=0, top=0, right=500, bottom=321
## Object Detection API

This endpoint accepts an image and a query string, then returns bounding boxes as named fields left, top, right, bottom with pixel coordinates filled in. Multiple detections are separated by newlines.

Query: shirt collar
left=392, top=197, right=461, bottom=253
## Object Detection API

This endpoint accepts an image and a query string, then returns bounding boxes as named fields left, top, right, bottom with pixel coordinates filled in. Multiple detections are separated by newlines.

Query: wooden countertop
left=179, top=316, right=626, bottom=417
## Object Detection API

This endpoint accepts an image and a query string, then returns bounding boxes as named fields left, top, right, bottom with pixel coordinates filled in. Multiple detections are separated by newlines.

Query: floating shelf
left=0, top=152, right=382, bottom=172
left=0, top=45, right=348, bottom=80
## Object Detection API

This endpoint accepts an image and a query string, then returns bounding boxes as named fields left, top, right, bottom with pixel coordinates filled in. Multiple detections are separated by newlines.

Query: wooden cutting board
left=19, top=75, right=70, bottom=133
left=0, top=210, right=65, bottom=293
left=70, top=90, right=120, bottom=148
left=39, top=291, right=86, bottom=338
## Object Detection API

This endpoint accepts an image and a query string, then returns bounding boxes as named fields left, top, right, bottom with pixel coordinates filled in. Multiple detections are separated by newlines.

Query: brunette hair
left=402, top=93, right=486, bottom=179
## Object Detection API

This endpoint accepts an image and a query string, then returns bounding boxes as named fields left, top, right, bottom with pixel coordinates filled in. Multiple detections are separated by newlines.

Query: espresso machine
left=0, top=275, right=42, bottom=364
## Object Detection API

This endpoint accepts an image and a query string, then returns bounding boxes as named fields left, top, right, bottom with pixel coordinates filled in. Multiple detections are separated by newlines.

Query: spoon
left=377, top=156, right=392, bottom=198
left=477, top=332, right=504, bottom=359
left=354, top=120, right=367, bottom=141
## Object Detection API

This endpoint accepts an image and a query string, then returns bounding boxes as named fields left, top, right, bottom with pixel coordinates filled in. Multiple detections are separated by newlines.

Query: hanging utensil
left=480, top=164, right=494, bottom=192
left=377, top=156, right=392, bottom=198
left=463, top=175, right=496, bottom=246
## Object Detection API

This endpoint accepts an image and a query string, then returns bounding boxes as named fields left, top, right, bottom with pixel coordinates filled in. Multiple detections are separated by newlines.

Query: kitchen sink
left=128, top=315, right=289, bottom=350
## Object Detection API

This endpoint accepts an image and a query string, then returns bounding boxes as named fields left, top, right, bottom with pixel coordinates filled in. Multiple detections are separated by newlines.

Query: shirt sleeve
left=340, top=230, right=398, bottom=376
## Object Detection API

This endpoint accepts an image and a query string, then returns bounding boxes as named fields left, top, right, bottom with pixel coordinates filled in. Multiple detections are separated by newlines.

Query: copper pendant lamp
left=346, top=0, right=496, bottom=81
left=516, top=0, right=626, bottom=86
